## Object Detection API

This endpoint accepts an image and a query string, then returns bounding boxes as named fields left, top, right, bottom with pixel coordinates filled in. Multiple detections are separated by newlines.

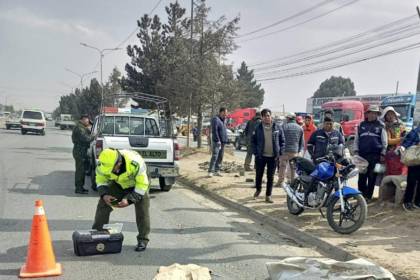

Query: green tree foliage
left=123, top=0, right=242, bottom=147
left=53, top=69, right=120, bottom=120
left=236, top=61, right=264, bottom=108
left=313, top=76, right=356, bottom=98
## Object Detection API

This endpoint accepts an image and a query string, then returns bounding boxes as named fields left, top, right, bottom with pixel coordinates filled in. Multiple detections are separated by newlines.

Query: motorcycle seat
left=292, top=156, right=316, bottom=174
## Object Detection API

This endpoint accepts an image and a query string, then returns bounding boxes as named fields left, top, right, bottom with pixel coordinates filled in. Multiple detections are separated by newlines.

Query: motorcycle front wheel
left=326, top=194, right=367, bottom=234
left=286, top=179, right=305, bottom=216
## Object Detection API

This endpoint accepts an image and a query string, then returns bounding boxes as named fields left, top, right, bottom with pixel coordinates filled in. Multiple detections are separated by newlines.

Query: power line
left=249, top=15, right=418, bottom=68
left=237, top=0, right=334, bottom=38
left=254, top=24, right=420, bottom=75
left=237, top=0, right=360, bottom=43
left=115, top=0, right=164, bottom=49
left=256, top=42, right=420, bottom=82
left=255, top=29, right=420, bottom=78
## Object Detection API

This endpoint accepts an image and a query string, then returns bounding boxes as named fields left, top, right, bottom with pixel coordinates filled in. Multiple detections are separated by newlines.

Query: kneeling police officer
left=92, top=148, right=150, bottom=252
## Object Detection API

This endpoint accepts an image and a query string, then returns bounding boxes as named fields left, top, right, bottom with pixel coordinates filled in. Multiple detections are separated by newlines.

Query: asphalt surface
left=0, top=125, right=320, bottom=280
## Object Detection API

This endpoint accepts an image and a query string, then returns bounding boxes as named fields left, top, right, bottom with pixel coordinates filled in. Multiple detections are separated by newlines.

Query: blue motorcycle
left=283, top=147, right=367, bottom=234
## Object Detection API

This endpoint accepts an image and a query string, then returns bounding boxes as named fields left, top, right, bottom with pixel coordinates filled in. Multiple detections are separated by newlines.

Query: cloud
left=0, top=7, right=109, bottom=38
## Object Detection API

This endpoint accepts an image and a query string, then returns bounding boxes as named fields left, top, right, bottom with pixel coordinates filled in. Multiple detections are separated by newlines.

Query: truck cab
left=380, top=94, right=416, bottom=131
left=321, top=100, right=366, bottom=139
left=226, top=108, right=256, bottom=129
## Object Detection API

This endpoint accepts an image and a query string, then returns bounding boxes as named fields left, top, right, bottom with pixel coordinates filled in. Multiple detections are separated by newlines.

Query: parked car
left=233, top=122, right=248, bottom=150
left=88, top=93, right=179, bottom=192
left=20, top=109, right=46, bottom=135
left=5, top=114, right=21, bottom=130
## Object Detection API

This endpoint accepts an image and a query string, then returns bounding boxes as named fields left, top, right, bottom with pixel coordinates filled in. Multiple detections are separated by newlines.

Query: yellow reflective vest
left=96, top=150, right=149, bottom=195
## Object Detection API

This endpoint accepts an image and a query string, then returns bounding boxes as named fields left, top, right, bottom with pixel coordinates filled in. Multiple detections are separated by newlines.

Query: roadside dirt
left=179, top=148, right=420, bottom=280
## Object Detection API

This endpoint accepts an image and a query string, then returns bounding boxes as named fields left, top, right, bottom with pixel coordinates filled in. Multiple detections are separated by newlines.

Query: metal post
left=186, top=0, right=194, bottom=148
left=395, top=80, right=399, bottom=95
left=100, top=51, right=104, bottom=111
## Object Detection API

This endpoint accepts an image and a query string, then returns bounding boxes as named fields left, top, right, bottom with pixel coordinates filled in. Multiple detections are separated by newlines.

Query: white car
left=20, top=109, right=46, bottom=135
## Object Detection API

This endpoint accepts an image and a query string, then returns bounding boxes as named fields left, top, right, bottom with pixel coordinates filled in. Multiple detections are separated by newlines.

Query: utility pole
left=197, top=11, right=204, bottom=148
left=186, top=0, right=194, bottom=148
left=395, top=80, right=399, bottom=95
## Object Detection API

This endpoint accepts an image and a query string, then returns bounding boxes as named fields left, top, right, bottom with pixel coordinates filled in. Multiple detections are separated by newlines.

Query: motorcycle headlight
left=346, top=168, right=359, bottom=179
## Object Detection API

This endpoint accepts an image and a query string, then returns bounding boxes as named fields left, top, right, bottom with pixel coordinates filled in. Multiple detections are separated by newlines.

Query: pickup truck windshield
left=101, top=116, right=160, bottom=136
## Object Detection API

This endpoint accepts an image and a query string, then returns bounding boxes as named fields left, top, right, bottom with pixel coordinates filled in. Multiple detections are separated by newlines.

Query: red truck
left=226, top=108, right=256, bottom=129
left=321, top=100, right=369, bottom=141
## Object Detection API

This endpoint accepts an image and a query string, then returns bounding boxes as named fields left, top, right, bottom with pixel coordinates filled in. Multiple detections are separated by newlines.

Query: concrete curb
left=178, top=176, right=357, bottom=262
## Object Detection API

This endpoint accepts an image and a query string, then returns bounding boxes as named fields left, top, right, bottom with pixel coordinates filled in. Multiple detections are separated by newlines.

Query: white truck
left=57, top=114, right=76, bottom=130
left=88, top=93, right=179, bottom=192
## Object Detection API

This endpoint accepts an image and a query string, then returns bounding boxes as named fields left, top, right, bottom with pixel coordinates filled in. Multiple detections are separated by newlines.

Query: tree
left=236, top=61, right=264, bottom=108
left=313, top=76, right=356, bottom=98
left=123, top=0, right=240, bottom=147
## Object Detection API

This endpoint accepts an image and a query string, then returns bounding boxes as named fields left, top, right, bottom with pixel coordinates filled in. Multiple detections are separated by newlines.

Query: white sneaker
left=214, top=172, right=223, bottom=177
left=208, top=172, right=213, bottom=178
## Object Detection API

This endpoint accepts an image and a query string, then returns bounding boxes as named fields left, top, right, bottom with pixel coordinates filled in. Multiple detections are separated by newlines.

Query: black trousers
left=403, top=165, right=420, bottom=204
left=255, top=156, right=276, bottom=196
left=358, top=154, right=380, bottom=199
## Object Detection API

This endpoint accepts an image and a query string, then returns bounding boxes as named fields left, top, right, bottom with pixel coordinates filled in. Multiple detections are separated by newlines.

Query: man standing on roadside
left=307, top=116, right=344, bottom=163
left=72, top=114, right=94, bottom=194
left=208, top=107, right=228, bottom=177
left=244, top=112, right=261, bottom=171
left=252, top=109, right=285, bottom=203
left=277, top=113, right=304, bottom=187
left=354, top=105, right=387, bottom=202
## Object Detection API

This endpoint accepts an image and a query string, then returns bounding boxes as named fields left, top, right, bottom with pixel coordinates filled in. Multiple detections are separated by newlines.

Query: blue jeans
left=208, top=142, right=224, bottom=173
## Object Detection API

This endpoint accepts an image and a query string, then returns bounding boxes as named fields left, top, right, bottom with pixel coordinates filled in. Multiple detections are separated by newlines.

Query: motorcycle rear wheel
left=326, top=194, right=367, bottom=234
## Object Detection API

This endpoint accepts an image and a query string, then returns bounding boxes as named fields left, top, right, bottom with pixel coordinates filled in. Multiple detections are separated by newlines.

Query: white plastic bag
left=401, top=145, right=420, bottom=166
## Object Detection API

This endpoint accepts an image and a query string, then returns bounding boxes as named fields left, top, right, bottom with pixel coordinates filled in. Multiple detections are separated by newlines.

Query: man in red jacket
left=303, top=115, right=317, bottom=151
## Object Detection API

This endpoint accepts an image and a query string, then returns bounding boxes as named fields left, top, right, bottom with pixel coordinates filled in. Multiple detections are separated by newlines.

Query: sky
left=0, top=0, right=419, bottom=113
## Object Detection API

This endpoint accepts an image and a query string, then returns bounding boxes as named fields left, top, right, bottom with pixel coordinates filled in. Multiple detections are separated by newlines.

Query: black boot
left=135, top=241, right=147, bottom=252
left=75, top=188, right=89, bottom=194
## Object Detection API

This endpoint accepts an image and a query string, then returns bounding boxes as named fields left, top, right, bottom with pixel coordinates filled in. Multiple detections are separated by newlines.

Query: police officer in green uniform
left=72, top=114, right=94, bottom=194
left=92, top=148, right=151, bottom=252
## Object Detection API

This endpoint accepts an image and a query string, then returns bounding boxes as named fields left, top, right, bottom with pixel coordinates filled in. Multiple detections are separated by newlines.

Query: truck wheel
left=60, top=125, right=65, bottom=130
left=159, top=177, right=174, bottom=192
left=6, top=125, right=10, bottom=130
left=21, top=129, right=27, bottom=135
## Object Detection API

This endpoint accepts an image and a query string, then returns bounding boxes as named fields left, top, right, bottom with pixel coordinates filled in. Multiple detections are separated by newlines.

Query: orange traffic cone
left=19, top=200, right=62, bottom=278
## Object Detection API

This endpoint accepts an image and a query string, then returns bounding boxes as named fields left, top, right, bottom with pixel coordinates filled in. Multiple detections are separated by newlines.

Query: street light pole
left=65, top=68, right=98, bottom=90
left=80, top=42, right=121, bottom=111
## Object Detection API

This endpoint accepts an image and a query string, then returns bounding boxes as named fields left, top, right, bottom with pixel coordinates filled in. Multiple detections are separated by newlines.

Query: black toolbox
left=72, top=230, right=124, bottom=256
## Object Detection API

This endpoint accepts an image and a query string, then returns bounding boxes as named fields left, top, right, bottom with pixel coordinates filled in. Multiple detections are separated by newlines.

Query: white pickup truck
left=88, top=104, right=179, bottom=192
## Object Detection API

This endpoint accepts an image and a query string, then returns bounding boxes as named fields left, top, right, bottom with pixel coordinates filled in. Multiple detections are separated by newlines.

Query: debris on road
left=153, top=263, right=212, bottom=280
left=266, top=257, right=395, bottom=280
left=198, top=161, right=243, bottom=173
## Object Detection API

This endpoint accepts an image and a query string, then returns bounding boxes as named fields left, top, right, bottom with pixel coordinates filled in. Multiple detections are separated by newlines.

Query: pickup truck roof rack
left=108, top=92, right=174, bottom=138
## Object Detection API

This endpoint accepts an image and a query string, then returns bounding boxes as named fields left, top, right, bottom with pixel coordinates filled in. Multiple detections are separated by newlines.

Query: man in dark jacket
left=307, top=116, right=344, bottom=162
left=72, top=114, right=94, bottom=194
left=277, top=113, right=304, bottom=187
left=244, top=112, right=261, bottom=171
left=208, top=107, right=228, bottom=177
left=353, top=105, right=388, bottom=201
left=401, top=126, right=420, bottom=211
left=252, top=109, right=285, bottom=203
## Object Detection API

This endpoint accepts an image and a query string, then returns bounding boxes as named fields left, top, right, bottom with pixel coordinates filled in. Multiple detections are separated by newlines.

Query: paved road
left=0, top=126, right=320, bottom=279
